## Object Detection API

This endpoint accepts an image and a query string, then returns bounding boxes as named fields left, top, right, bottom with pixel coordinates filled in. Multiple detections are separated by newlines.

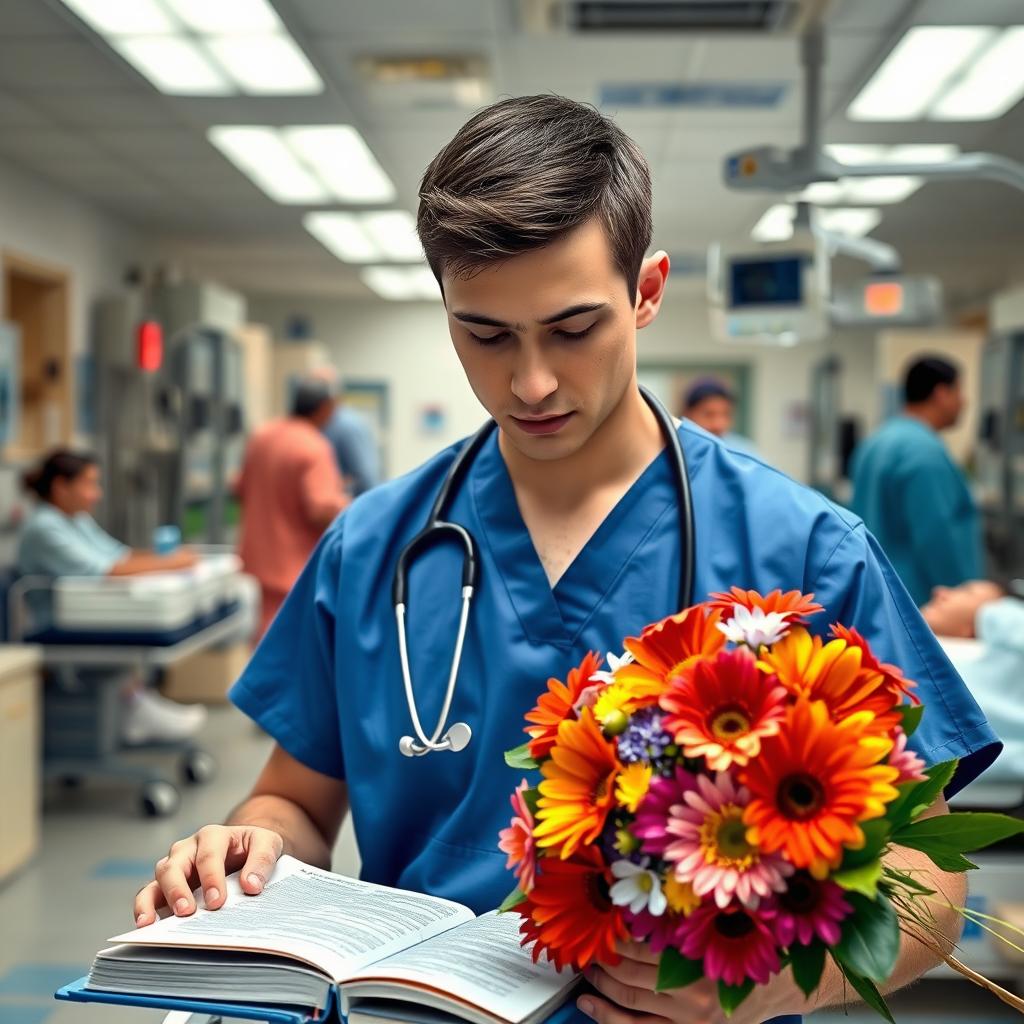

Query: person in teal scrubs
left=850, top=356, right=984, bottom=606
left=134, top=97, right=1000, bottom=1024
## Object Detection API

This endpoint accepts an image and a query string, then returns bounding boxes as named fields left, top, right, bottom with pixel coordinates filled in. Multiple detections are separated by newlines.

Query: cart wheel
left=182, top=750, right=217, bottom=786
left=141, top=780, right=180, bottom=818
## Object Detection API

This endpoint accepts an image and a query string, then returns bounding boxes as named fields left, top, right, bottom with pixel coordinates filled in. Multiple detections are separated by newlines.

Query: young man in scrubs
left=136, top=97, right=1000, bottom=1024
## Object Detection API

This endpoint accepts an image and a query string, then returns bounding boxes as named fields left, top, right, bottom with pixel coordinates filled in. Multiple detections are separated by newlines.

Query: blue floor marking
left=0, top=1007, right=53, bottom=1024
left=91, top=857, right=158, bottom=879
left=0, top=964, right=85, bottom=998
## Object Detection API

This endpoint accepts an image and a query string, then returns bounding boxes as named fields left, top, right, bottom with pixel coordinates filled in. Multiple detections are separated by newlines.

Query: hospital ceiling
left=0, top=0, right=1023, bottom=308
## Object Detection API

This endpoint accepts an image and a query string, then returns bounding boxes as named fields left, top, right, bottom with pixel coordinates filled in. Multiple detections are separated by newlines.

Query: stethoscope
left=393, top=385, right=696, bottom=757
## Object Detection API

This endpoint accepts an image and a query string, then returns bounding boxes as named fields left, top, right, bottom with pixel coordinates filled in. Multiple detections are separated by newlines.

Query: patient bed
left=7, top=552, right=252, bottom=816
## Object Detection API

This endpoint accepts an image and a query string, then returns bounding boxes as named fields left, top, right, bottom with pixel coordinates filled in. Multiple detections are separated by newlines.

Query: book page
left=109, top=857, right=474, bottom=982
left=343, top=912, right=576, bottom=1024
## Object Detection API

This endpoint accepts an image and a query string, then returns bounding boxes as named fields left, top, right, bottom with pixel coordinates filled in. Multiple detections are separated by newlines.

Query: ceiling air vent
left=519, top=0, right=825, bottom=34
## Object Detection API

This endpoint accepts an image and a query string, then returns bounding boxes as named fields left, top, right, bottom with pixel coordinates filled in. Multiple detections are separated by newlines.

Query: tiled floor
left=0, top=704, right=1018, bottom=1024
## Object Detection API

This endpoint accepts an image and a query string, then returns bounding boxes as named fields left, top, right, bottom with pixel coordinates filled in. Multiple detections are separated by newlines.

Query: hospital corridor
left=2, top=1, right=1024, bottom=1023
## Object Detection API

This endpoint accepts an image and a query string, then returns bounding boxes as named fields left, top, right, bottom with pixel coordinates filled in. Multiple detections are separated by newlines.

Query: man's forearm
left=226, top=794, right=334, bottom=869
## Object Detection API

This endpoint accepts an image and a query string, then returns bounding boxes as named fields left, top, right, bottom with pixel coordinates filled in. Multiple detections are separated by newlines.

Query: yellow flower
left=594, top=684, right=633, bottom=723
left=664, top=875, right=700, bottom=916
left=615, top=762, right=653, bottom=813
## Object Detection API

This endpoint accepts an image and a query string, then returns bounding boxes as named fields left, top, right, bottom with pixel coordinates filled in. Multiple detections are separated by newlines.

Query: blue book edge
left=55, top=975, right=337, bottom=1023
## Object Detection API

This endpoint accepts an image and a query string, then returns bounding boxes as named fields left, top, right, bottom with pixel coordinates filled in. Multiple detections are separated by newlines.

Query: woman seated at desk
left=17, top=448, right=206, bottom=745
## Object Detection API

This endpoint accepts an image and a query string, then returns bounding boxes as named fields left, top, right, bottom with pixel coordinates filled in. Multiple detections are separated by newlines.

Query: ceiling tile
left=0, top=39, right=138, bottom=92
left=32, top=91, right=171, bottom=128
left=0, top=92, right=52, bottom=127
left=0, top=127, right=105, bottom=163
left=0, top=0, right=80, bottom=36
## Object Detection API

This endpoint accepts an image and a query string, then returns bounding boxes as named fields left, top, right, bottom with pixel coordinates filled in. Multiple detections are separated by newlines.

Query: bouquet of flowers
left=499, top=589, right=1024, bottom=1020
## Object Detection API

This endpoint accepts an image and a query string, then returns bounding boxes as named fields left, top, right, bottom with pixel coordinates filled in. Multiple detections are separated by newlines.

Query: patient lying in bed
left=923, top=581, right=1024, bottom=785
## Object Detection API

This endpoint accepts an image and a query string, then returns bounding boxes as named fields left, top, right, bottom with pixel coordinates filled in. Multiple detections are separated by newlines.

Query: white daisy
left=717, top=604, right=791, bottom=648
left=609, top=859, right=668, bottom=917
left=589, top=649, right=635, bottom=685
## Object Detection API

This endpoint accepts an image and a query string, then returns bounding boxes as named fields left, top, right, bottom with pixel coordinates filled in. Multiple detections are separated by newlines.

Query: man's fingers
left=154, top=838, right=200, bottom=916
left=576, top=993, right=669, bottom=1024
left=587, top=967, right=672, bottom=1018
left=595, top=957, right=659, bottom=993
left=239, top=829, right=284, bottom=894
left=194, top=827, right=232, bottom=910
left=133, top=880, right=168, bottom=927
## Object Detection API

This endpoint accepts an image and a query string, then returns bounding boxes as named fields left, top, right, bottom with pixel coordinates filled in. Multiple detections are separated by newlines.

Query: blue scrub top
left=850, top=415, right=984, bottom=606
left=232, top=423, right=1000, bottom=1024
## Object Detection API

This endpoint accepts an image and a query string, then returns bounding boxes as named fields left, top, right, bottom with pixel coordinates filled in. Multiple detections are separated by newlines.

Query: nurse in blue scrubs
left=136, top=96, right=1000, bottom=1024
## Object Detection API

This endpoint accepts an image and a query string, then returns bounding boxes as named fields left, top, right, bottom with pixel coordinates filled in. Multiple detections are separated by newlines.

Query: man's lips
left=511, top=412, right=575, bottom=436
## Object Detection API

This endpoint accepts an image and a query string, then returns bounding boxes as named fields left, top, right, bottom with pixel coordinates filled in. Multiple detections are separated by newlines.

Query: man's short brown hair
left=417, top=94, right=652, bottom=297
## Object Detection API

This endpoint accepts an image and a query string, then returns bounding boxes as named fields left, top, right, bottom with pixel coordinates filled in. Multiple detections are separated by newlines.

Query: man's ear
left=635, top=251, right=670, bottom=329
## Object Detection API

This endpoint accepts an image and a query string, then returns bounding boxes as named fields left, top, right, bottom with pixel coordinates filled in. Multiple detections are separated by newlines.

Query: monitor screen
left=729, top=255, right=803, bottom=308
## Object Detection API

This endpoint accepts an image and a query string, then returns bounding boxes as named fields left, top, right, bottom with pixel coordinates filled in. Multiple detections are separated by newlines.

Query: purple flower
left=618, top=707, right=673, bottom=763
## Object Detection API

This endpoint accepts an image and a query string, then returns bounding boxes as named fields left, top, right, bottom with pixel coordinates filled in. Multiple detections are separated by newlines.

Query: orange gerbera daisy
left=758, top=626, right=901, bottom=732
left=518, top=846, right=627, bottom=971
left=619, top=604, right=726, bottom=705
left=709, top=587, right=823, bottom=624
left=742, top=699, right=900, bottom=878
left=524, top=651, right=603, bottom=760
left=534, top=708, right=622, bottom=859
left=829, top=624, right=920, bottom=706
left=659, top=648, right=787, bottom=771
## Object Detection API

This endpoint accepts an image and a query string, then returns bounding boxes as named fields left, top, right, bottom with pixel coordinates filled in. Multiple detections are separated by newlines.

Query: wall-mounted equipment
left=831, top=275, right=944, bottom=329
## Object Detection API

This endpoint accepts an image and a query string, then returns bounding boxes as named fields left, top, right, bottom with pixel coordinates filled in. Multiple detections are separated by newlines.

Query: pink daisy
left=890, top=728, right=928, bottom=785
left=625, top=908, right=688, bottom=954
left=677, top=903, right=781, bottom=987
left=763, top=871, right=851, bottom=947
left=633, top=765, right=698, bottom=858
left=662, top=772, right=793, bottom=909
left=498, top=780, right=537, bottom=893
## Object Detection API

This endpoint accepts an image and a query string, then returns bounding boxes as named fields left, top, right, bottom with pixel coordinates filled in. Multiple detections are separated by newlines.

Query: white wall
left=247, top=287, right=879, bottom=483
left=0, top=156, right=146, bottom=360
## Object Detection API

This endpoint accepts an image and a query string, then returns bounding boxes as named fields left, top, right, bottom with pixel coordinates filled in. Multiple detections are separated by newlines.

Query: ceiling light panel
left=161, top=0, right=281, bottom=33
left=305, top=213, right=382, bottom=263
left=751, top=204, right=795, bottom=243
left=112, top=36, right=233, bottom=95
left=361, top=267, right=440, bottom=302
left=930, top=27, right=1024, bottom=120
left=284, top=127, right=396, bottom=203
left=848, top=26, right=995, bottom=121
left=362, top=211, right=423, bottom=261
left=818, top=208, right=882, bottom=237
left=206, top=34, right=322, bottom=95
left=209, top=127, right=329, bottom=203
left=58, top=0, right=175, bottom=35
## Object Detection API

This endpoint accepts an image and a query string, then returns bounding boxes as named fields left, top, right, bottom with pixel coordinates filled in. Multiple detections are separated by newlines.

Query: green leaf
left=522, top=787, right=541, bottom=819
left=834, top=958, right=896, bottom=1024
left=881, top=866, right=935, bottom=897
left=834, top=860, right=884, bottom=900
left=913, top=848, right=978, bottom=873
left=717, top=979, right=754, bottom=1017
left=655, top=948, right=704, bottom=991
left=834, top=893, right=900, bottom=983
left=893, top=811, right=1024, bottom=857
left=897, top=702, right=925, bottom=738
left=504, top=743, right=539, bottom=770
left=498, top=887, right=527, bottom=913
left=885, top=760, right=958, bottom=830
left=790, top=942, right=826, bottom=999
left=841, top=820, right=891, bottom=871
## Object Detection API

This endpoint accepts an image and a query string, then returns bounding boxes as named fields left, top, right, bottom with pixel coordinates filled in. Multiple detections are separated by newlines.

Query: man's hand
left=133, top=824, right=284, bottom=927
left=578, top=941, right=806, bottom=1024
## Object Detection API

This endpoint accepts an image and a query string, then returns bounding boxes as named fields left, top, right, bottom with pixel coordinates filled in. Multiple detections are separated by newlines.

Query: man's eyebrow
left=451, top=302, right=607, bottom=330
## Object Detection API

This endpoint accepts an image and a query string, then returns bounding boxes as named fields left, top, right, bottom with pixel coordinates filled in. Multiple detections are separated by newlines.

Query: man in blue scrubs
left=851, top=356, right=984, bottom=605
left=136, top=97, right=1000, bottom=1024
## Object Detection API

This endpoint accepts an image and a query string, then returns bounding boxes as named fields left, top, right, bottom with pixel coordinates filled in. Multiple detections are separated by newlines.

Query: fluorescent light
left=878, top=144, right=960, bottom=164
left=931, top=27, right=1024, bottom=120
left=112, top=36, right=233, bottom=94
left=362, top=267, right=440, bottom=302
left=161, top=0, right=281, bottom=33
left=305, top=213, right=382, bottom=263
left=751, top=204, right=795, bottom=242
left=284, top=126, right=396, bottom=203
left=58, top=0, right=176, bottom=35
left=848, top=26, right=995, bottom=121
left=209, top=127, right=329, bottom=203
left=799, top=182, right=847, bottom=204
left=797, top=177, right=922, bottom=205
left=205, top=34, right=322, bottom=94
left=818, top=208, right=881, bottom=237
left=361, top=212, right=423, bottom=261
left=824, top=144, right=887, bottom=166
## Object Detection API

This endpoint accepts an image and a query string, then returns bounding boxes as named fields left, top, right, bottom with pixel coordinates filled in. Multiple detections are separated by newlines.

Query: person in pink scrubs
left=237, top=379, right=349, bottom=641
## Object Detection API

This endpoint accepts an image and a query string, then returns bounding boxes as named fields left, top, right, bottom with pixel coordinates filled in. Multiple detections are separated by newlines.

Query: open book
left=82, top=856, right=577, bottom=1024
